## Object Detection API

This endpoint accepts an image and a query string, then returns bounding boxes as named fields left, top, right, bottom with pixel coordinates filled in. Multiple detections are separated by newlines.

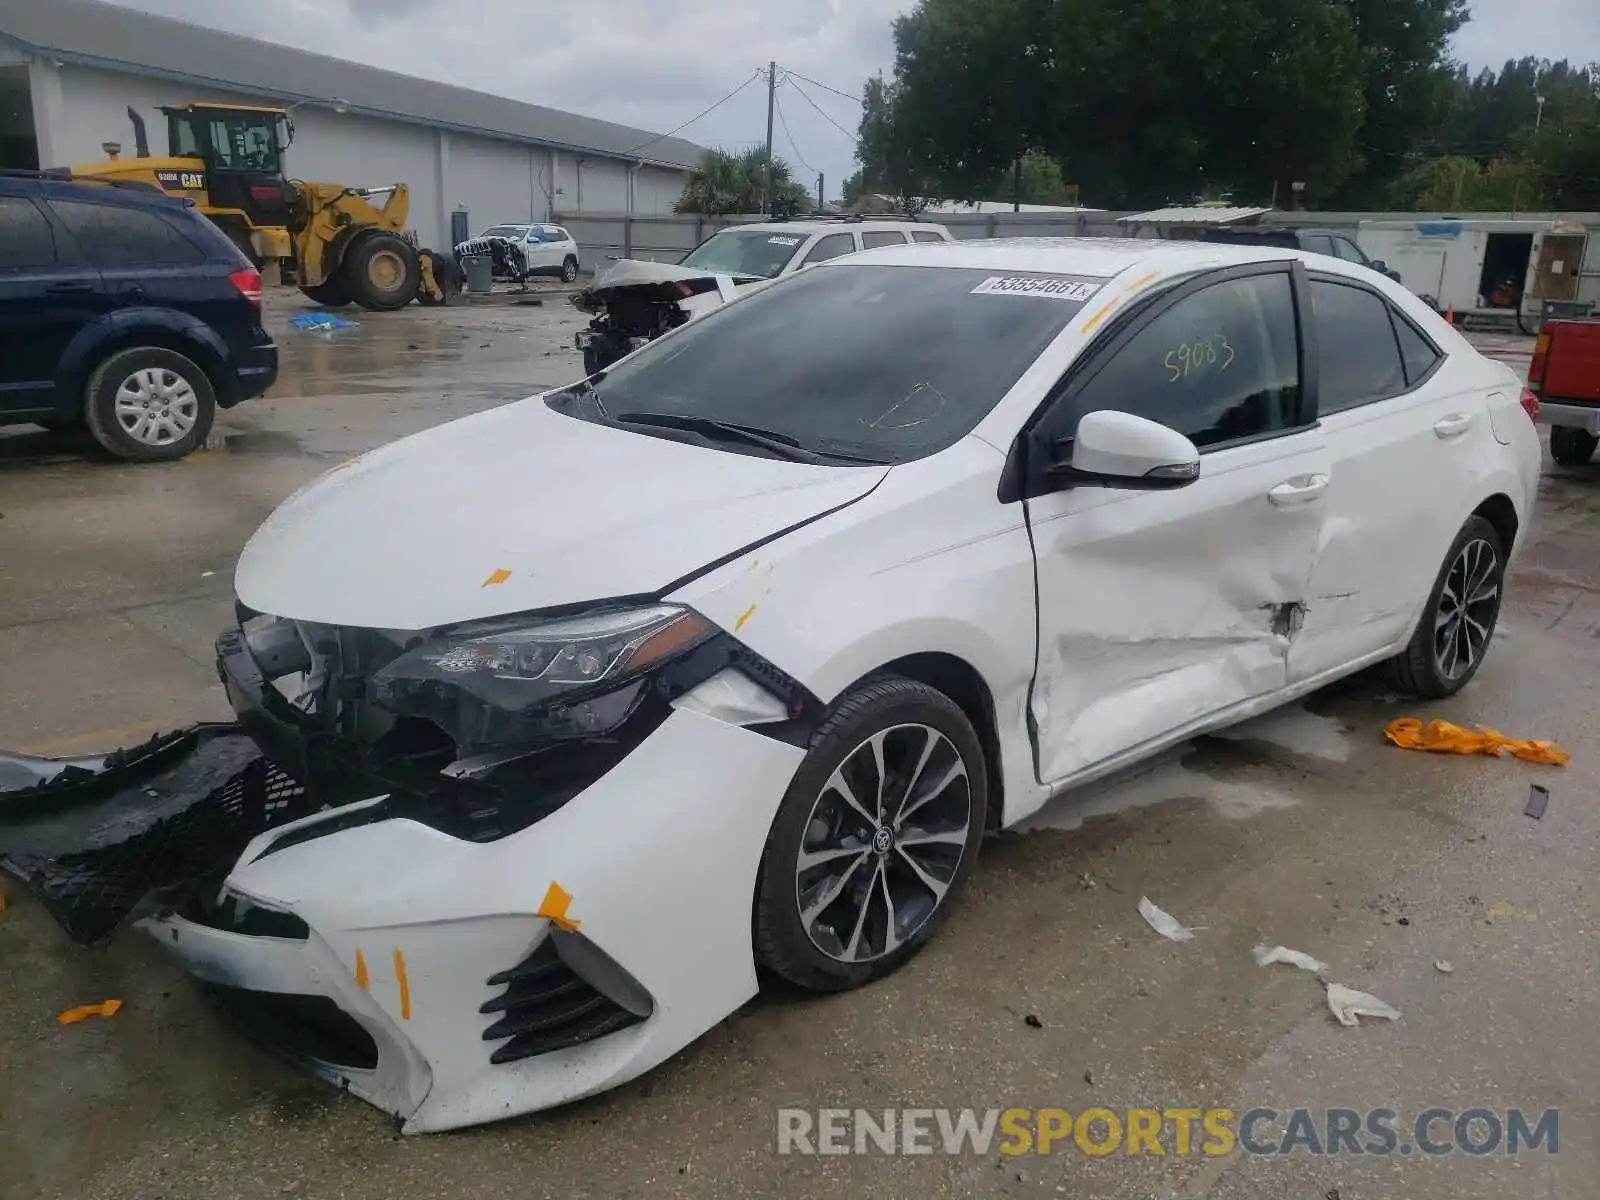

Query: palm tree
left=676, top=148, right=810, bottom=215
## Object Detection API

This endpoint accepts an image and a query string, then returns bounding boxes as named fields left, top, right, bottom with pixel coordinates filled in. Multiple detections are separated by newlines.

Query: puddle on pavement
left=1208, top=705, right=1353, bottom=763
left=1017, top=752, right=1302, bottom=833
left=202, top=430, right=304, bottom=455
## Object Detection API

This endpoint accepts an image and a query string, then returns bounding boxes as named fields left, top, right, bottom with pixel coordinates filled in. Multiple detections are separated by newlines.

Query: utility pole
left=1012, top=157, right=1022, bottom=212
left=817, top=172, right=824, bottom=213
left=764, top=60, right=777, bottom=216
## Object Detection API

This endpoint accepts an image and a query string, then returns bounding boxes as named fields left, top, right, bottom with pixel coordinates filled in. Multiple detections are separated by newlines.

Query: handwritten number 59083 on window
left=1164, top=334, right=1234, bottom=382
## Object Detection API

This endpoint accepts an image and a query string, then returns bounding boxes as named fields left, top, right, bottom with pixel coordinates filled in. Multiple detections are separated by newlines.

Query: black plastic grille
left=206, top=983, right=379, bottom=1070
left=481, top=938, right=645, bottom=1065
left=0, top=729, right=320, bottom=946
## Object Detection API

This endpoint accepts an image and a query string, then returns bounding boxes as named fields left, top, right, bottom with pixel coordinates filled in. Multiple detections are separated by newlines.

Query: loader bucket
left=0, top=724, right=322, bottom=946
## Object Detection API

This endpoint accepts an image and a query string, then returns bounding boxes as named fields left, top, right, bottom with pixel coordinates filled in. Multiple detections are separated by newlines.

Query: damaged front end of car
left=0, top=597, right=821, bottom=1131
left=570, top=259, right=741, bottom=376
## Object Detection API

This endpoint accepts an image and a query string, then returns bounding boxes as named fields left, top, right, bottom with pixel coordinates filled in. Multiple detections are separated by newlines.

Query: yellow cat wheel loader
left=70, top=103, right=456, bottom=311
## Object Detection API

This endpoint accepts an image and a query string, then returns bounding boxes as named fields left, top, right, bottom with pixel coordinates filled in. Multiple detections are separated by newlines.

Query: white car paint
left=474, top=223, right=580, bottom=277
left=163, top=236, right=1540, bottom=1133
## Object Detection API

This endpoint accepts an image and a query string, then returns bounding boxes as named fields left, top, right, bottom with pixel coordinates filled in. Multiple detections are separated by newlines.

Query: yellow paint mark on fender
left=354, top=947, right=370, bottom=991
left=538, top=882, right=581, bottom=932
left=393, top=949, right=412, bottom=1020
left=735, top=603, right=758, bottom=632
left=481, top=567, right=513, bottom=588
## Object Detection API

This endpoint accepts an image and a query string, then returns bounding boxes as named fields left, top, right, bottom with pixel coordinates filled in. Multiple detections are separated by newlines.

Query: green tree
left=878, top=0, right=1369, bottom=209
left=1387, top=154, right=1538, bottom=210
left=852, top=74, right=941, bottom=214
left=674, top=148, right=810, bottom=216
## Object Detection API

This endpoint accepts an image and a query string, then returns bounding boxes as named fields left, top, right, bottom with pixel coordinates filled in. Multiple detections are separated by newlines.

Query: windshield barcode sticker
left=769, top=236, right=802, bottom=245
left=971, top=275, right=1101, bottom=301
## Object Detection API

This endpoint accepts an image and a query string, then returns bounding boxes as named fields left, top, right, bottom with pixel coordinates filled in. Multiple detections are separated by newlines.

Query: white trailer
left=1357, top=217, right=1589, bottom=333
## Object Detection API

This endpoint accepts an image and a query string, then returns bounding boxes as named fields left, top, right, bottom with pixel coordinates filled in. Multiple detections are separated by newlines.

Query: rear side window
left=911, top=231, right=945, bottom=243
left=0, top=196, right=58, bottom=268
left=862, top=231, right=907, bottom=248
left=1309, top=279, right=1408, bottom=413
left=800, top=232, right=856, bottom=265
left=1392, top=313, right=1443, bottom=386
left=1071, top=272, right=1302, bottom=449
left=49, top=199, right=205, bottom=267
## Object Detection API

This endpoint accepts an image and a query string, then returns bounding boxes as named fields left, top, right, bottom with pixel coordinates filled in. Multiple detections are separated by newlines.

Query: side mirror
left=1065, top=410, right=1200, bottom=489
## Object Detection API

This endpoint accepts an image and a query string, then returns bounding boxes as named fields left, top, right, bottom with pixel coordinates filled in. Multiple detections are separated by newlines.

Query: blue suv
left=0, top=172, right=278, bottom=461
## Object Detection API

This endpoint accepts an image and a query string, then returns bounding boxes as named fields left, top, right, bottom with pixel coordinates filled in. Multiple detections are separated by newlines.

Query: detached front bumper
left=145, top=703, right=803, bottom=1133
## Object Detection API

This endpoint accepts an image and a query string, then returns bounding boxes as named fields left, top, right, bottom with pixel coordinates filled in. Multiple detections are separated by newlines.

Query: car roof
left=7, top=174, right=196, bottom=214
left=718, top=219, right=950, bottom=235
left=839, top=234, right=1315, bottom=277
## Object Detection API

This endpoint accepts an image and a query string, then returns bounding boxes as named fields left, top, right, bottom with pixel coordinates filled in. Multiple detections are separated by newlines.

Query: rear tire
left=561, top=256, right=579, bottom=283
left=83, top=347, right=215, bottom=463
left=1384, top=515, right=1505, bottom=699
left=346, top=233, right=421, bottom=311
left=1550, top=426, right=1598, bottom=467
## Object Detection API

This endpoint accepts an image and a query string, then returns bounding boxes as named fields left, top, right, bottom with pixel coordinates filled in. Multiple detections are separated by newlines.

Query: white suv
left=678, top=218, right=955, bottom=281
left=472, top=223, right=581, bottom=282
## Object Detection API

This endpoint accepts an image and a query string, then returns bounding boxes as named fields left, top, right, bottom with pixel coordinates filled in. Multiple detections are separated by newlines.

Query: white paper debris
left=1252, top=945, right=1329, bottom=973
left=1325, top=983, right=1401, bottom=1027
left=1435, top=960, right=1455, bottom=974
left=1138, top=896, right=1196, bottom=942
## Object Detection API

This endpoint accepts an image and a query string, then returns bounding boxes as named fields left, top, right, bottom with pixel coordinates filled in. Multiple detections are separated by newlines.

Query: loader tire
left=299, top=280, right=353, bottom=307
left=346, top=232, right=421, bottom=311
left=416, top=249, right=458, bottom=307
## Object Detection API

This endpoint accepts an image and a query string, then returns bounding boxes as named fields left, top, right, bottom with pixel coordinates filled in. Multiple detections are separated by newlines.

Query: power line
left=773, top=88, right=818, bottom=174
left=780, top=67, right=863, bottom=106
left=783, top=76, right=858, bottom=143
left=625, top=69, right=766, bottom=155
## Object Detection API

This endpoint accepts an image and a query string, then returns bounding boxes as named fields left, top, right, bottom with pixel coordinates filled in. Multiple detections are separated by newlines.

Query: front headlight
left=371, top=604, right=715, bottom=750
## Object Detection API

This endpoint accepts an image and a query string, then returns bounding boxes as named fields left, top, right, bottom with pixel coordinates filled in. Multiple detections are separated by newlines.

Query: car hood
left=235, top=398, right=888, bottom=630
left=590, top=258, right=736, bottom=292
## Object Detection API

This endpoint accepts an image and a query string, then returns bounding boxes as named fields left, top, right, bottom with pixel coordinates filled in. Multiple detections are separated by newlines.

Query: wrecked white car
left=1, top=237, right=1540, bottom=1134
left=573, top=218, right=953, bottom=374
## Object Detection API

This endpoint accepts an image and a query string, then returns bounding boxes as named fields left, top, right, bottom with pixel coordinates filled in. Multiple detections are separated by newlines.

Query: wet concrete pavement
left=0, top=300, right=1596, bottom=1199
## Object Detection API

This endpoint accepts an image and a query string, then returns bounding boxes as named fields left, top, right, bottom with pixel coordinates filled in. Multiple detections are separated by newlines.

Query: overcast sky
left=106, top=0, right=1600, bottom=203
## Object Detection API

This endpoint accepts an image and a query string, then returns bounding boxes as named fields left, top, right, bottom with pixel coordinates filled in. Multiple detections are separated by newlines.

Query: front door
left=1024, top=266, right=1330, bottom=784
left=0, top=192, right=107, bottom=415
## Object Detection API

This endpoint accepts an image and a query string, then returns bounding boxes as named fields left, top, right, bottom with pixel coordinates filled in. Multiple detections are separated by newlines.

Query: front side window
left=205, top=113, right=281, bottom=173
left=1070, top=272, right=1302, bottom=449
left=799, top=233, right=856, bottom=266
left=573, top=264, right=1104, bottom=463
left=1332, top=236, right=1369, bottom=265
left=1309, top=279, right=1408, bottom=413
left=679, top=229, right=805, bottom=280
left=0, top=196, right=58, bottom=268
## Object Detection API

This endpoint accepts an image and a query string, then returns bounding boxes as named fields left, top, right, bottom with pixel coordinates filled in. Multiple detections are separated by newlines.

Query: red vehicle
left=1531, top=318, right=1600, bottom=466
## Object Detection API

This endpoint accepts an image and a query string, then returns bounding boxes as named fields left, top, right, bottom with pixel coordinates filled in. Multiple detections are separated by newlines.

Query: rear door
left=0, top=188, right=107, bottom=414
left=1288, top=275, right=1467, bottom=682
left=1023, top=264, right=1330, bottom=783
left=45, top=194, right=222, bottom=321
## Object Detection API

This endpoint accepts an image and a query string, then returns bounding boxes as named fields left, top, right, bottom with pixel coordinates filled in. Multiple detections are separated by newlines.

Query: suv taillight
left=1520, top=387, right=1540, bottom=421
left=229, top=268, right=263, bottom=308
left=1528, top=331, right=1551, bottom=388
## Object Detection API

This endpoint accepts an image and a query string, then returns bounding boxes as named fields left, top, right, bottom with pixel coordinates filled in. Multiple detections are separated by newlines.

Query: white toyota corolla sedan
left=167, top=237, right=1540, bottom=1132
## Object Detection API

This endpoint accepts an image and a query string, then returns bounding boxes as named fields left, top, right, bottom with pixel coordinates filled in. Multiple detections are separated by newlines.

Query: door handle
left=45, top=281, right=93, bottom=295
left=1433, top=412, right=1475, bottom=438
left=1268, top=474, right=1330, bottom=506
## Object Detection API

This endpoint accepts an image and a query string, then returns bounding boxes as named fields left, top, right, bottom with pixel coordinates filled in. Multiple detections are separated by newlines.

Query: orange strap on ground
left=57, top=1000, right=123, bottom=1025
left=1385, top=718, right=1570, bottom=766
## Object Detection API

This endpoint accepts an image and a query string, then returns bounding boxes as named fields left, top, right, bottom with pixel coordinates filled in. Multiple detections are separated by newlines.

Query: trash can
left=462, top=255, right=493, bottom=295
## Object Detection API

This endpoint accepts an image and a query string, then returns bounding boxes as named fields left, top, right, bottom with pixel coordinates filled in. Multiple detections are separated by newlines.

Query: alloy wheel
left=795, top=723, right=973, bottom=964
left=1433, top=537, right=1500, bottom=681
left=114, top=368, right=200, bottom=446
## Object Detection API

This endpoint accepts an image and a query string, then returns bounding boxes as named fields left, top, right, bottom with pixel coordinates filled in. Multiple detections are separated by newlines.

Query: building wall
left=26, top=58, right=688, bottom=252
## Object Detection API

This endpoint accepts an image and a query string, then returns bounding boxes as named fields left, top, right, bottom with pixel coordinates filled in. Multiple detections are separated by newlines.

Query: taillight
left=229, top=267, right=263, bottom=308
left=1520, top=387, right=1540, bottom=421
left=1528, top=331, right=1551, bottom=388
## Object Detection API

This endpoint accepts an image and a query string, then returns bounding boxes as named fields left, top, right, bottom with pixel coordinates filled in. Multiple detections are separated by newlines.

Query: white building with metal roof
left=0, top=0, right=707, bottom=255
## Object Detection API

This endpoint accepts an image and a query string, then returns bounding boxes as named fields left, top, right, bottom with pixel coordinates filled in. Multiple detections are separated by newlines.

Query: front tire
left=83, top=347, right=215, bottom=462
left=1550, top=426, right=1598, bottom=467
left=299, top=279, right=352, bottom=307
left=1385, top=515, right=1505, bottom=698
left=754, top=678, right=987, bottom=992
left=345, top=232, right=420, bottom=311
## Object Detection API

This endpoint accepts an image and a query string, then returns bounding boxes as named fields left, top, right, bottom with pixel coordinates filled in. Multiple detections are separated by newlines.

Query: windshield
left=480, top=226, right=527, bottom=239
left=679, top=229, right=808, bottom=280
left=575, top=264, right=1106, bottom=463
